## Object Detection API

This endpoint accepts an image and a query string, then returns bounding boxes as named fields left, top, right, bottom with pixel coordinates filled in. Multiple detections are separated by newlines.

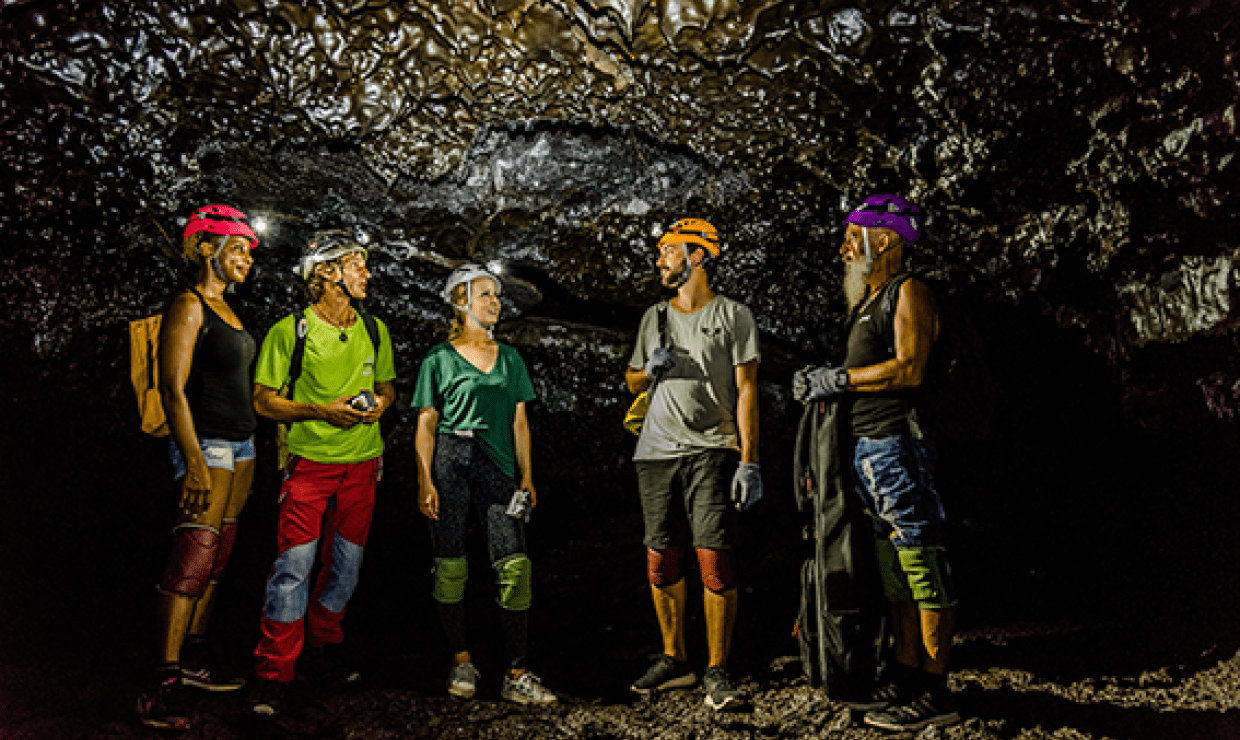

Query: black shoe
left=631, top=654, right=696, bottom=694
left=843, top=678, right=910, bottom=712
left=181, top=665, right=246, bottom=692
left=702, top=666, right=747, bottom=711
left=864, top=692, right=961, bottom=731
left=137, top=667, right=190, bottom=731
left=247, top=678, right=288, bottom=717
left=299, top=643, right=361, bottom=687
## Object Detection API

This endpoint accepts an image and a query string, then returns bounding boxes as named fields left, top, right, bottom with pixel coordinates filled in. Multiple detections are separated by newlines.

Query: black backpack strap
left=874, top=272, right=913, bottom=356
left=657, top=301, right=669, bottom=349
left=357, top=304, right=382, bottom=355
left=286, top=307, right=311, bottom=400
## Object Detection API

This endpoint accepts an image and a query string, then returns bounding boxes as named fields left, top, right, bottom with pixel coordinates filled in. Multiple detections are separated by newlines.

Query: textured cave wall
left=1, top=0, right=1238, bottom=667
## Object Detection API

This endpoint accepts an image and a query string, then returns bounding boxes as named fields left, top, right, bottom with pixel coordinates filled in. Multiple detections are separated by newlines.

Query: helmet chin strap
left=862, top=227, right=872, bottom=260
left=458, top=282, right=497, bottom=338
left=210, top=242, right=237, bottom=292
left=668, top=244, right=695, bottom=289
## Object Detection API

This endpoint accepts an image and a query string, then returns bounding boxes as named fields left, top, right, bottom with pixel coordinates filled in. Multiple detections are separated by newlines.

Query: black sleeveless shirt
left=843, top=277, right=916, bottom=438
left=185, top=291, right=257, bottom=441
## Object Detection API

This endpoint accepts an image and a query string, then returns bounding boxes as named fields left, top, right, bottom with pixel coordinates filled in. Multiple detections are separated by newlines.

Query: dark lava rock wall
left=1, top=0, right=1238, bottom=671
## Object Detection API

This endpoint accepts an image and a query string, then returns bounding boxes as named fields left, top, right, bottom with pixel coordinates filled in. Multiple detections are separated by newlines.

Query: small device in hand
left=349, top=389, right=377, bottom=412
left=506, top=489, right=532, bottom=523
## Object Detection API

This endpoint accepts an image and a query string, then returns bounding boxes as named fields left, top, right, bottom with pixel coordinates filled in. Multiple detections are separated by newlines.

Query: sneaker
left=631, top=654, right=696, bottom=694
left=702, top=666, right=747, bottom=711
left=843, top=678, right=910, bottom=712
left=299, top=643, right=361, bottom=687
left=181, top=665, right=246, bottom=692
left=501, top=671, right=558, bottom=705
left=246, top=678, right=288, bottom=717
left=137, top=670, right=190, bottom=731
left=864, top=692, right=961, bottom=731
left=447, top=662, right=481, bottom=699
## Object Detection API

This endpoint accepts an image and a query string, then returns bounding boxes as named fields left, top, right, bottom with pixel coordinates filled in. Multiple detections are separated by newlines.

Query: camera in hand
left=506, top=489, right=532, bottom=523
left=349, top=389, right=377, bottom=412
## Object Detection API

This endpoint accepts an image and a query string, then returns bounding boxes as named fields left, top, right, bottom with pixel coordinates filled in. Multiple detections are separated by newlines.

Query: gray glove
left=731, top=462, right=763, bottom=512
left=792, top=365, right=849, bottom=403
left=644, top=347, right=674, bottom=379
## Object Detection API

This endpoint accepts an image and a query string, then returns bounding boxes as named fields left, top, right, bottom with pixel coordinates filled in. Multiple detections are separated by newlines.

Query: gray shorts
left=635, top=449, right=738, bottom=551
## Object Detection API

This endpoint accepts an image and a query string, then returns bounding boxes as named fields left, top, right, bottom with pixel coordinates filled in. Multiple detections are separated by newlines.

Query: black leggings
left=430, top=434, right=528, bottom=668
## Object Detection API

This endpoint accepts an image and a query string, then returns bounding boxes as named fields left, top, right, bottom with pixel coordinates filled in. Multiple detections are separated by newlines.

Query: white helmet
left=297, top=232, right=367, bottom=281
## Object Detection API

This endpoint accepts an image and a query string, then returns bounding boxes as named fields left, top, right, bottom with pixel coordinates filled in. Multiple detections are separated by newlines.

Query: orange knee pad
left=646, top=546, right=685, bottom=586
left=696, top=547, right=736, bottom=593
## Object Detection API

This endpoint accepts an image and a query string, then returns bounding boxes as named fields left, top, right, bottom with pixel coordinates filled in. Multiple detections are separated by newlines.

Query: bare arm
left=734, top=359, right=759, bottom=464
left=253, top=383, right=365, bottom=429
left=513, top=401, right=537, bottom=504
left=846, top=278, right=939, bottom=393
left=159, top=292, right=210, bottom=512
left=415, top=406, right=440, bottom=519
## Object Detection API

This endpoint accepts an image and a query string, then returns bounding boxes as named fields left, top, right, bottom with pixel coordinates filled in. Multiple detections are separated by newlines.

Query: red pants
left=254, top=457, right=379, bottom=682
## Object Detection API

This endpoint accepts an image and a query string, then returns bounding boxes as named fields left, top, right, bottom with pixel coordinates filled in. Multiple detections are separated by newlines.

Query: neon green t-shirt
left=411, top=342, right=536, bottom=479
left=255, top=308, right=396, bottom=464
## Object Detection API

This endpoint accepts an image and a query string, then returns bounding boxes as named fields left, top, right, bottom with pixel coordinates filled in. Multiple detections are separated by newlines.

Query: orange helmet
left=657, top=218, right=720, bottom=258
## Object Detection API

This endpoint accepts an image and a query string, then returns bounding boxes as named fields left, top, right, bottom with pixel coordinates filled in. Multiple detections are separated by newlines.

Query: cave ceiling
left=1, top=0, right=1238, bottom=425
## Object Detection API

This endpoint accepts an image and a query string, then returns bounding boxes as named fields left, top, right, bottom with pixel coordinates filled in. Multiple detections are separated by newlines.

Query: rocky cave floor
left=5, top=603, right=1240, bottom=740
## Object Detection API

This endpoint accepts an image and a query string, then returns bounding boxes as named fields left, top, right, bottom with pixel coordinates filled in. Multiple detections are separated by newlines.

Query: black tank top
left=843, top=277, right=915, bottom=438
left=185, top=291, right=257, bottom=441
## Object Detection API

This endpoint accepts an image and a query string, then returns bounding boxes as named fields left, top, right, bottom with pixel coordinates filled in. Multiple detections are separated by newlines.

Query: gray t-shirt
left=628, top=295, right=760, bottom=460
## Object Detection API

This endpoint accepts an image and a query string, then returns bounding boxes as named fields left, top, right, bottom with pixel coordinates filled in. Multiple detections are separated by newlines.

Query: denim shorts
left=169, top=436, right=256, bottom=479
left=851, top=433, right=947, bottom=549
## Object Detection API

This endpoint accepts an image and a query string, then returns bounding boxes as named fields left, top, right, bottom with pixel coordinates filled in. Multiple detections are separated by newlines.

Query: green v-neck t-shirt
left=255, top=307, right=396, bottom=464
left=411, top=341, right=537, bottom=479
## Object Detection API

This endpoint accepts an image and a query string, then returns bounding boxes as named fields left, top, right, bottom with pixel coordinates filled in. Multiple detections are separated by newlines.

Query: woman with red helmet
left=138, top=204, right=259, bottom=731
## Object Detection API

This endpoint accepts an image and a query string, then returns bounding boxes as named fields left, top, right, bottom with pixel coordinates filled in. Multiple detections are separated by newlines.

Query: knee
left=695, top=547, right=736, bottom=593
left=433, top=557, right=468, bottom=605
left=646, top=546, right=685, bottom=587
left=495, top=554, right=532, bottom=611
left=209, top=519, right=238, bottom=581
left=896, top=546, right=958, bottom=610
left=159, top=524, right=220, bottom=597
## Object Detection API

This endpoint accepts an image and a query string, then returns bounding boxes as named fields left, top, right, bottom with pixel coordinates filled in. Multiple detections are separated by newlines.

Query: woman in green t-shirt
left=412, top=264, right=556, bottom=705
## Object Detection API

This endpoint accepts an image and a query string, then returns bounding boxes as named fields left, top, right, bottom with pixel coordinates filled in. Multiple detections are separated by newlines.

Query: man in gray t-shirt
left=624, top=218, right=761, bottom=712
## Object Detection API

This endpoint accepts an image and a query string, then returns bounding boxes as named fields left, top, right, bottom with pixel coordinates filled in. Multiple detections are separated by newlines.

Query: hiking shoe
left=631, top=654, right=696, bottom=694
left=181, top=665, right=246, bottom=692
left=246, top=678, right=288, bottom=717
left=501, top=671, right=558, bottom=705
left=137, top=670, right=190, bottom=731
left=299, top=643, right=361, bottom=687
left=702, top=666, right=747, bottom=711
left=843, top=678, right=910, bottom=712
left=447, top=662, right=481, bottom=699
left=864, top=692, right=961, bottom=731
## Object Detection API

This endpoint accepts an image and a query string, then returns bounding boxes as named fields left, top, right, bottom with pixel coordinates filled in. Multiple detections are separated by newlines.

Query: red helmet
left=182, top=204, right=258, bottom=248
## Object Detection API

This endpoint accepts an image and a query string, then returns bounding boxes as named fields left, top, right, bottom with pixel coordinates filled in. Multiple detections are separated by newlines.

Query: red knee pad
left=696, top=547, right=737, bottom=593
left=646, top=546, right=685, bottom=587
left=159, top=525, right=219, bottom=597
left=210, top=519, right=238, bottom=582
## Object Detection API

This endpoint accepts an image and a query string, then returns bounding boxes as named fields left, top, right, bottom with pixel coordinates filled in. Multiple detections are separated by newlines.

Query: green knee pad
left=875, top=538, right=913, bottom=603
left=896, top=546, right=958, bottom=609
left=495, top=554, right=532, bottom=611
left=433, top=557, right=468, bottom=604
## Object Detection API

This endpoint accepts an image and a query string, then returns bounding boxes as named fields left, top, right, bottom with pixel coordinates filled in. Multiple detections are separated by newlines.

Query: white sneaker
left=447, top=662, right=480, bottom=699
left=501, top=671, right=557, bottom=705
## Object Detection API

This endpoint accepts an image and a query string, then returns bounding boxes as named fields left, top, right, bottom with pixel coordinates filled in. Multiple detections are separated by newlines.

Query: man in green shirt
left=246, top=233, right=396, bottom=716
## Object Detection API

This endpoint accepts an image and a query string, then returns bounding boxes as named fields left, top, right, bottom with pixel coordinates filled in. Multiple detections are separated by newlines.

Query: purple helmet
left=843, top=194, right=922, bottom=244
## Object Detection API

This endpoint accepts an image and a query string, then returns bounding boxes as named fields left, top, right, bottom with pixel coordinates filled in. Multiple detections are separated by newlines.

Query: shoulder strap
left=875, top=272, right=913, bottom=355
left=286, top=306, right=311, bottom=400
left=657, top=302, right=669, bottom=349
left=357, top=304, right=381, bottom=355
left=188, top=288, right=210, bottom=337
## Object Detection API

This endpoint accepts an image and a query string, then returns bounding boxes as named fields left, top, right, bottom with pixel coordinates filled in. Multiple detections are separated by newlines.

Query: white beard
left=843, top=255, right=873, bottom=310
